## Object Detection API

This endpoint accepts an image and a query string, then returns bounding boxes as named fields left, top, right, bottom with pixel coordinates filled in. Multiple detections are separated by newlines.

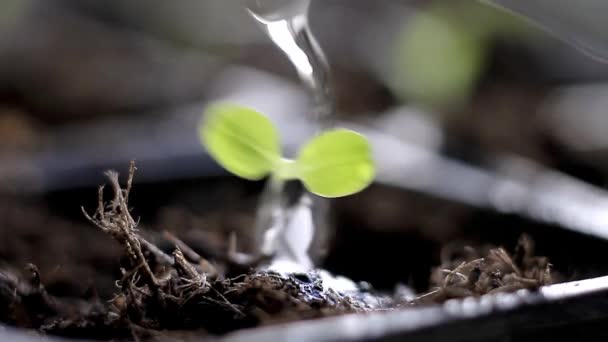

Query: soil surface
left=0, top=163, right=554, bottom=341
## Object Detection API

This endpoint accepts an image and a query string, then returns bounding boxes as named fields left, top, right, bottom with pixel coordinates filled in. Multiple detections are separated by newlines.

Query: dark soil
left=0, top=163, right=554, bottom=341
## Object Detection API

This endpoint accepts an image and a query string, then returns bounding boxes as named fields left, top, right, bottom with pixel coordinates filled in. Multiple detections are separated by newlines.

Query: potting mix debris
left=0, top=163, right=553, bottom=340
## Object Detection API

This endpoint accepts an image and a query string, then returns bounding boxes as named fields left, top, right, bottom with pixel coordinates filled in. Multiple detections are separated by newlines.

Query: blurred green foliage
left=390, top=1, right=534, bottom=109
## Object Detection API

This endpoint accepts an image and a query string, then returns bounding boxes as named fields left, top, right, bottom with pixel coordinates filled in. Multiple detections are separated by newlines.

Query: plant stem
left=275, top=158, right=299, bottom=180
left=253, top=173, right=287, bottom=256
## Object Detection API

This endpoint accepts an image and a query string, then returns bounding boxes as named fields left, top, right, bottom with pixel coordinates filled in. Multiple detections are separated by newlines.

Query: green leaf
left=296, top=129, right=375, bottom=198
left=199, top=103, right=281, bottom=180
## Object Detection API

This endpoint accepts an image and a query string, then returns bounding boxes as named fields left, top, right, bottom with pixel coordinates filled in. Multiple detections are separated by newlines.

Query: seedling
left=199, top=103, right=375, bottom=198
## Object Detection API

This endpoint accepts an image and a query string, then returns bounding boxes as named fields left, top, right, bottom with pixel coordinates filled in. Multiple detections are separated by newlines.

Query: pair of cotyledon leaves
left=199, top=103, right=375, bottom=198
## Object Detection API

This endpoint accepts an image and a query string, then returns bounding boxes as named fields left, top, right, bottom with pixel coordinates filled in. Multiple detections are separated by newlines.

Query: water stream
left=247, top=1, right=333, bottom=127
left=246, top=0, right=334, bottom=269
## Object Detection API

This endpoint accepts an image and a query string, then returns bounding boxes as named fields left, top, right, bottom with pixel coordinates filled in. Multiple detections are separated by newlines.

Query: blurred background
left=2, top=0, right=608, bottom=295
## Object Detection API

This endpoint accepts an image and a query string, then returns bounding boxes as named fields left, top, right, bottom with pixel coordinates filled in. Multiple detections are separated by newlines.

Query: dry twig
left=82, top=162, right=160, bottom=292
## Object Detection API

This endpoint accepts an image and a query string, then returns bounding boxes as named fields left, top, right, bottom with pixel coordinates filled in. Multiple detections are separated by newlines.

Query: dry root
left=81, top=161, right=240, bottom=332
left=415, top=234, right=553, bottom=303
